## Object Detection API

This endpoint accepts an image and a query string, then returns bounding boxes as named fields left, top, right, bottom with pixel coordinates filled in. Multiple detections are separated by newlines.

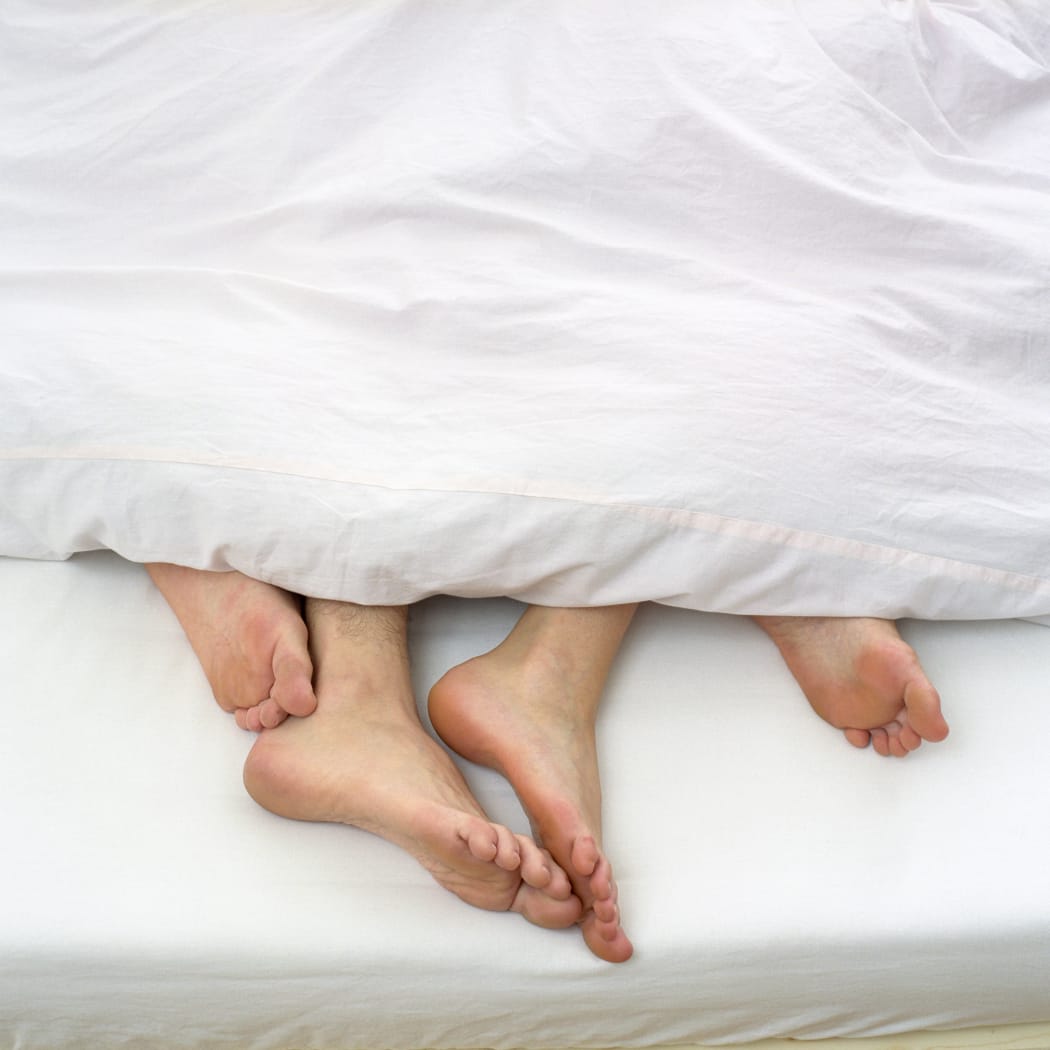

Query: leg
left=429, top=603, right=638, bottom=963
left=755, top=616, right=949, bottom=758
left=147, top=563, right=317, bottom=730
left=243, top=598, right=581, bottom=928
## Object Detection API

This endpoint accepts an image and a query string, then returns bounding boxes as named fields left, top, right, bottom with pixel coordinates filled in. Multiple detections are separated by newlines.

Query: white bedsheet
left=2, top=552, right=1049, bottom=1048
left=3, top=0, right=1050, bottom=621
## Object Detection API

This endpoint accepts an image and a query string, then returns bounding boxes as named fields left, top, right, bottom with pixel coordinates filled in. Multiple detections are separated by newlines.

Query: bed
left=2, top=1, right=1050, bottom=1047
left=3, top=551, right=1050, bottom=1049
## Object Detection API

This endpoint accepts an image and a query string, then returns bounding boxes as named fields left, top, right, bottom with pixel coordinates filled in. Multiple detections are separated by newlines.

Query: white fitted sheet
left=2, top=551, right=1049, bottom=1049
left=2, top=0, right=1050, bottom=622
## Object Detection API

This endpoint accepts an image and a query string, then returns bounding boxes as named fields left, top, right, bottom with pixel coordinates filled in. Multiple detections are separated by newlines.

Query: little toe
left=236, top=706, right=264, bottom=732
left=258, top=698, right=289, bottom=730
left=844, top=727, right=872, bottom=749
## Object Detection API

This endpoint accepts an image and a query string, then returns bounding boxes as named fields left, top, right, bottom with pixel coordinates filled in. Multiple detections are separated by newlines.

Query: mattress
left=2, top=550, right=1050, bottom=1049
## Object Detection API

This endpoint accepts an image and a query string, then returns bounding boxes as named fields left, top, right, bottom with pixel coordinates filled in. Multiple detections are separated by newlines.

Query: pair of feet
left=147, top=565, right=633, bottom=962
left=147, top=565, right=949, bottom=964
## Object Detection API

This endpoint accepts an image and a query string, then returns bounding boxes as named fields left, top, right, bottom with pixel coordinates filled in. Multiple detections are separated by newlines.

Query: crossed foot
left=241, top=597, right=581, bottom=928
left=429, top=605, right=637, bottom=964
left=145, top=563, right=317, bottom=731
left=147, top=568, right=613, bottom=946
left=148, top=567, right=578, bottom=927
left=755, top=616, right=949, bottom=757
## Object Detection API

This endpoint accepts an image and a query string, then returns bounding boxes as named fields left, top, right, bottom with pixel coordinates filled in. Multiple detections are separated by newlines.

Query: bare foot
left=147, top=563, right=317, bottom=730
left=755, top=616, right=949, bottom=758
left=429, top=605, right=636, bottom=963
left=243, top=599, right=580, bottom=929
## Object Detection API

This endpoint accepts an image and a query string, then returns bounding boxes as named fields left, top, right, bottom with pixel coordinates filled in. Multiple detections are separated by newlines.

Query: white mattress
left=3, top=551, right=1049, bottom=1048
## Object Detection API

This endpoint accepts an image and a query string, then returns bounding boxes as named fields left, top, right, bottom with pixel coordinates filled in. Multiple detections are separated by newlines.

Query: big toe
left=903, top=678, right=949, bottom=742
left=272, top=645, right=317, bottom=718
left=582, top=913, right=634, bottom=963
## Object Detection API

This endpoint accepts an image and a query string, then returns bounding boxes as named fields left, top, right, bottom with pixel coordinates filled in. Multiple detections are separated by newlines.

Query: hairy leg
left=429, top=603, right=637, bottom=963
left=755, top=616, right=949, bottom=758
left=146, top=563, right=316, bottom=730
left=243, top=598, right=580, bottom=928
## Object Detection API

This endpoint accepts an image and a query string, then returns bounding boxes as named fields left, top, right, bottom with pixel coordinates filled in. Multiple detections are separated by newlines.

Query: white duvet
left=2, top=0, right=1049, bottom=620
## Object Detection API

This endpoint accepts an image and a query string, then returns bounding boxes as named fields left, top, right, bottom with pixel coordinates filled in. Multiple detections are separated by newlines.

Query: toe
left=870, top=728, right=891, bottom=757
left=903, top=678, right=949, bottom=743
left=511, top=882, right=582, bottom=929
left=236, top=706, right=267, bottom=732
left=570, top=835, right=600, bottom=879
left=459, top=821, right=495, bottom=863
left=885, top=725, right=908, bottom=758
left=897, top=723, right=923, bottom=752
left=582, top=915, right=634, bottom=963
left=543, top=858, right=574, bottom=900
left=588, top=855, right=614, bottom=902
left=516, top=835, right=553, bottom=890
left=843, top=727, right=871, bottom=749
left=593, top=905, right=621, bottom=939
left=593, top=895, right=618, bottom=924
left=272, top=648, right=317, bottom=718
left=480, top=822, right=521, bottom=870
left=258, top=698, right=289, bottom=730
left=530, top=844, right=575, bottom=899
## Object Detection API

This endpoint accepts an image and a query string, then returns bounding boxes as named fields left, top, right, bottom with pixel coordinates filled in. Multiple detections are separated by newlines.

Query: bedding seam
left=4, top=447, right=1049, bottom=599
